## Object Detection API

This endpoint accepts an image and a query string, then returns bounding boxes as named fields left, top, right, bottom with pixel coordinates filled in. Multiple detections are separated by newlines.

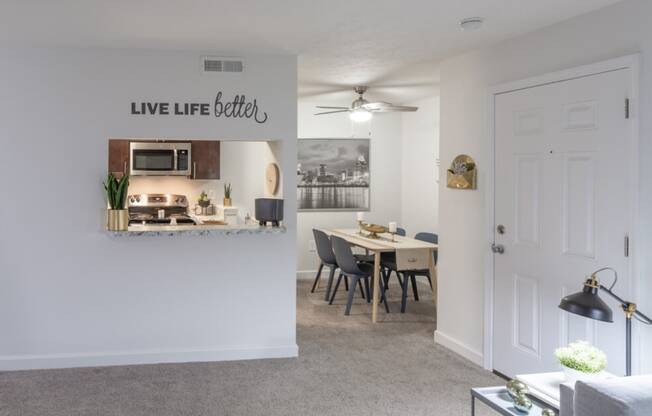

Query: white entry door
left=493, top=67, right=634, bottom=377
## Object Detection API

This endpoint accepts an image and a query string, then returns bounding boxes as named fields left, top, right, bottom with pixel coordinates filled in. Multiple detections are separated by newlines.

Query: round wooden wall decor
left=265, top=162, right=280, bottom=195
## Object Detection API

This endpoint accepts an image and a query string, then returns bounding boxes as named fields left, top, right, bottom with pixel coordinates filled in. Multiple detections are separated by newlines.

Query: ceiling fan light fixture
left=460, top=17, right=484, bottom=31
left=349, top=109, right=373, bottom=122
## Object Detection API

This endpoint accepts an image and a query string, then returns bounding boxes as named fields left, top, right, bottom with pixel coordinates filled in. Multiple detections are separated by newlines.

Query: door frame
left=484, top=54, right=641, bottom=372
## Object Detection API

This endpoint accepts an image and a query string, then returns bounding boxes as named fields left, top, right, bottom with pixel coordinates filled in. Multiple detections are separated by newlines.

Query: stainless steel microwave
left=130, top=142, right=192, bottom=176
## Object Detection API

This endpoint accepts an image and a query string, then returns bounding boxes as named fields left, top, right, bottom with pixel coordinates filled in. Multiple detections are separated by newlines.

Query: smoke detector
left=460, top=17, right=484, bottom=31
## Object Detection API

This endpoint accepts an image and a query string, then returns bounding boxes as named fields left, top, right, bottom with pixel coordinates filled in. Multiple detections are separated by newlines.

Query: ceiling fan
left=314, top=86, right=418, bottom=122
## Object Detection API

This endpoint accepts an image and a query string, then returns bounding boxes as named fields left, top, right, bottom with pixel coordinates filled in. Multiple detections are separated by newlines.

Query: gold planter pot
left=107, top=209, right=129, bottom=231
left=223, top=198, right=232, bottom=207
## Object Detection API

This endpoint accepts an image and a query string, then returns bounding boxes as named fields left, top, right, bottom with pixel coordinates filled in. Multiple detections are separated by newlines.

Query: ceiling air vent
left=201, top=56, right=244, bottom=74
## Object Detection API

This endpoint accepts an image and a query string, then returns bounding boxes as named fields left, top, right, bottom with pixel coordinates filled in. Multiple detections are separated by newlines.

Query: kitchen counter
left=108, top=223, right=286, bottom=237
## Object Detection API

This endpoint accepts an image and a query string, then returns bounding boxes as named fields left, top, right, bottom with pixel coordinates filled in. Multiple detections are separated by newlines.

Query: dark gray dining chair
left=382, top=232, right=438, bottom=313
left=311, top=229, right=341, bottom=301
left=403, top=232, right=438, bottom=309
left=329, top=236, right=389, bottom=315
left=379, top=227, right=407, bottom=289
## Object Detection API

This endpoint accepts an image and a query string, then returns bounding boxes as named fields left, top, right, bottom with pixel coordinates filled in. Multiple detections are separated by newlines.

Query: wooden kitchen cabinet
left=108, top=139, right=130, bottom=177
left=191, top=141, right=220, bottom=179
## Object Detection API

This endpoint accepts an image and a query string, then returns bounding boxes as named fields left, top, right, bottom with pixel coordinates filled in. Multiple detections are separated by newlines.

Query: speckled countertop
left=108, top=223, right=286, bottom=237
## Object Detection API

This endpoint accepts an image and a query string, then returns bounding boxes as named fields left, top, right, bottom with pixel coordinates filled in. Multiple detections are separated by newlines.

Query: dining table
left=324, top=228, right=439, bottom=323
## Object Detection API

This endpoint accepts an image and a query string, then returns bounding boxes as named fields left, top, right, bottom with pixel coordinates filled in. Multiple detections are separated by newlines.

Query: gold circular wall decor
left=265, top=162, right=280, bottom=195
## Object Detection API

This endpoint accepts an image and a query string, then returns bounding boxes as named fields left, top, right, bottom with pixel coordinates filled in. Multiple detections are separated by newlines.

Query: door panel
left=514, top=155, right=542, bottom=247
left=513, top=273, right=540, bottom=357
left=493, top=69, right=632, bottom=376
left=191, top=140, right=221, bottom=180
left=108, top=139, right=130, bottom=176
left=562, top=153, right=595, bottom=258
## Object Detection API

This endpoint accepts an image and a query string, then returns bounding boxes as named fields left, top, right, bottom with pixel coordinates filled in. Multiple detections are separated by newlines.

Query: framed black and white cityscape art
left=297, top=138, right=370, bottom=211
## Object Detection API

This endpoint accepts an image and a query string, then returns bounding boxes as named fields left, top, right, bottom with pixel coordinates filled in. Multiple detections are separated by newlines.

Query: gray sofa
left=560, top=375, right=652, bottom=416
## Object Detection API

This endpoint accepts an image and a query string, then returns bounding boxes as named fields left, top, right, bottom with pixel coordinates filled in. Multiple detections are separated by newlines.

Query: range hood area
left=106, top=138, right=285, bottom=236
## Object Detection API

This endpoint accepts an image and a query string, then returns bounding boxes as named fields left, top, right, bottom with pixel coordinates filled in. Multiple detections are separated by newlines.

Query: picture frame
left=297, top=138, right=371, bottom=212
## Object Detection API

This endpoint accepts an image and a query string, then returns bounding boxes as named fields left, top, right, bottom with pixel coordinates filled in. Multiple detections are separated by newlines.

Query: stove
left=127, top=194, right=197, bottom=226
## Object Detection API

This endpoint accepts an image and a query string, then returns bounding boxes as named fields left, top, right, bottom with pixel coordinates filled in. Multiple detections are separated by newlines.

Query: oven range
left=127, top=194, right=197, bottom=226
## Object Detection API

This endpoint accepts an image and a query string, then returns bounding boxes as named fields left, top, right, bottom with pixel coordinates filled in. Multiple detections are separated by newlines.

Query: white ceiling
left=0, top=0, right=622, bottom=104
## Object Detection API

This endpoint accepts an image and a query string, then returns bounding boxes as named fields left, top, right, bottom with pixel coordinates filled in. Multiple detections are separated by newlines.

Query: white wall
left=296, top=102, right=403, bottom=276
left=218, top=140, right=284, bottom=219
left=0, top=48, right=297, bottom=370
left=401, top=97, right=440, bottom=235
left=437, top=0, right=652, bottom=373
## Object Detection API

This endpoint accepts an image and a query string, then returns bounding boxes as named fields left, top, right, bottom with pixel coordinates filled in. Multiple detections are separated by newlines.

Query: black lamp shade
left=558, top=282, right=614, bottom=323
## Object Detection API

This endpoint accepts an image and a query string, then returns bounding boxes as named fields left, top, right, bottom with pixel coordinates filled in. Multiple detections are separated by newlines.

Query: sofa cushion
left=574, top=376, right=652, bottom=416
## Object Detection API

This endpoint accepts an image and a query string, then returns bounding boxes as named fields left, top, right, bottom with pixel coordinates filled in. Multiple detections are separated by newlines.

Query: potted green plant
left=223, top=183, right=232, bottom=206
left=198, top=191, right=211, bottom=208
left=104, top=173, right=130, bottom=231
left=555, top=341, right=607, bottom=383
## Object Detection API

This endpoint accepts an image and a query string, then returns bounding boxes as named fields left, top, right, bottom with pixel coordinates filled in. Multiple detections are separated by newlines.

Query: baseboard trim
left=434, top=330, right=483, bottom=367
left=297, top=270, right=318, bottom=280
left=0, top=344, right=299, bottom=372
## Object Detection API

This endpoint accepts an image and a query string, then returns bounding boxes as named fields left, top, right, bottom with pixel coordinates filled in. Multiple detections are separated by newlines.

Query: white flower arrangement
left=555, top=341, right=607, bottom=374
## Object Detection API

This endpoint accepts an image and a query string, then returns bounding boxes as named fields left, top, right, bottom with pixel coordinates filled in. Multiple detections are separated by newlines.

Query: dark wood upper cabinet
left=191, top=141, right=220, bottom=180
left=108, top=139, right=130, bottom=177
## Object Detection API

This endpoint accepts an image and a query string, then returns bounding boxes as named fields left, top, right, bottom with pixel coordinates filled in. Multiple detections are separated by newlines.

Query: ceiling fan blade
left=315, top=106, right=349, bottom=110
left=314, top=109, right=351, bottom=116
left=362, top=101, right=418, bottom=112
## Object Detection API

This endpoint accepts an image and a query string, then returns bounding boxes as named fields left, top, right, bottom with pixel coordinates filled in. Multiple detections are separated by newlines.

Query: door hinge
left=625, top=98, right=630, bottom=119
left=624, top=234, right=630, bottom=257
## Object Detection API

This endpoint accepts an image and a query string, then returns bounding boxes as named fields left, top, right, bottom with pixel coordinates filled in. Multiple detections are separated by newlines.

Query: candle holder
left=388, top=222, right=398, bottom=241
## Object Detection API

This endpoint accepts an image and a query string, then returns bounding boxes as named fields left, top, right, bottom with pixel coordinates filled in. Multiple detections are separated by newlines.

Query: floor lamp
left=558, top=267, right=652, bottom=376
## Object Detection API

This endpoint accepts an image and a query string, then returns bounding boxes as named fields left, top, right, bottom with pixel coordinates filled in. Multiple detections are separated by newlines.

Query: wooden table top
left=325, top=228, right=438, bottom=252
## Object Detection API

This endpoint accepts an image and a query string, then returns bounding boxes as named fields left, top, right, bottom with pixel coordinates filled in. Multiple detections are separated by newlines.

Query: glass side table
left=471, top=386, right=558, bottom=416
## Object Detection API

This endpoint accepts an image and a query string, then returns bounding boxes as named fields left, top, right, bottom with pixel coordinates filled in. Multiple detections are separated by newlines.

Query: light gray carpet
left=0, top=279, right=501, bottom=416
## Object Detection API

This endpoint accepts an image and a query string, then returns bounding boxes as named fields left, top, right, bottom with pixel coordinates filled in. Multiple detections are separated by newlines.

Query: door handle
left=491, top=243, right=505, bottom=254
left=192, top=162, right=197, bottom=179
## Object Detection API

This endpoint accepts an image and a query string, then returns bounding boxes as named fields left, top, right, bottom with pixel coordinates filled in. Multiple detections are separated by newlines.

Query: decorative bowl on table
left=506, top=379, right=529, bottom=399
left=359, top=222, right=388, bottom=239
left=513, top=392, right=533, bottom=413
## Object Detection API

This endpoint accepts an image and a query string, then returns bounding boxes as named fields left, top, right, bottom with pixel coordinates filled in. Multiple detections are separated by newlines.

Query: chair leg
left=329, top=273, right=344, bottom=305
left=344, top=275, right=349, bottom=291
left=411, top=274, right=420, bottom=301
left=396, top=271, right=404, bottom=288
left=310, top=263, right=324, bottom=293
left=345, top=276, right=359, bottom=316
left=426, top=273, right=433, bottom=290
left=358, top=279, right=365, bottom=300
left=401, top=272, right=409, bottom=313
left=380, top=276, right=390, bottom=313
left=324, top=266, right=337, bottom=302
left=363, top=277, right=371, bottom=304
left=382, top=267, right=390, bottom=291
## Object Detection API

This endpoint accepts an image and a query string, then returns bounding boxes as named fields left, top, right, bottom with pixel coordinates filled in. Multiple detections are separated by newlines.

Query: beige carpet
left=0, top=279, right=501, bottom=415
